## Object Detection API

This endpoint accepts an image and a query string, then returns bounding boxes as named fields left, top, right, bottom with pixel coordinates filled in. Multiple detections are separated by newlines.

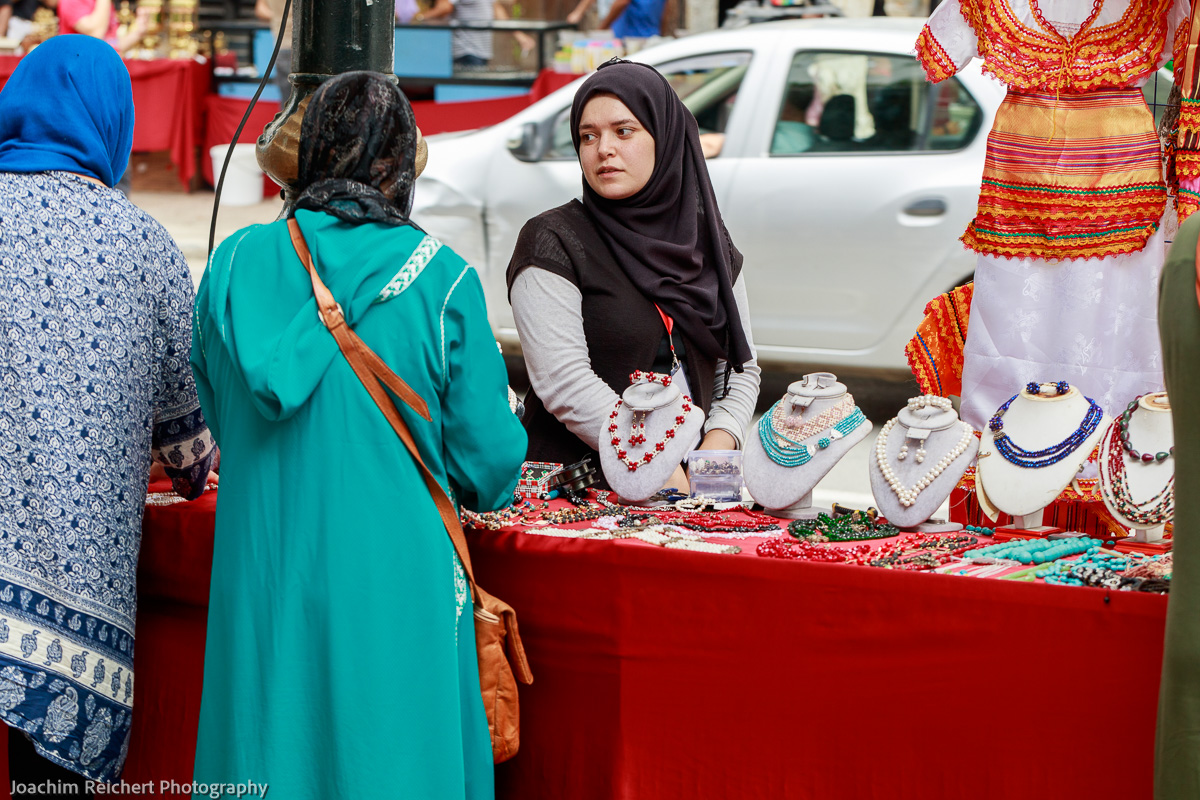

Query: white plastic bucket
left=209, top=143, right=264, bottom=207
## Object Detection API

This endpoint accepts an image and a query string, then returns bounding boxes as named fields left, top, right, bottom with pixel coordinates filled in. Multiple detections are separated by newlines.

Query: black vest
left=509, top=200, right=735, bottom=474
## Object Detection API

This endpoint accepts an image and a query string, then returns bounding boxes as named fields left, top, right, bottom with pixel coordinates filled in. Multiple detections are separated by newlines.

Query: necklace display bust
left=744, top=372, right=872, bottom=518
left=977, top=382, right=1110, bottom=529
left=1098, top=392, right=1174, bottom=543
left=868, top=395, right=977, bottom=530
left=600, top=371, right=704, bottom=502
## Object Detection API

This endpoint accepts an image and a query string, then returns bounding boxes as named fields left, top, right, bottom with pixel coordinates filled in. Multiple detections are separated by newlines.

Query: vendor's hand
left=566, top=8, right=584, bottom=25
left=697, top=429, right=737, bottom=451
left=664, top=464, right=689, bottom=496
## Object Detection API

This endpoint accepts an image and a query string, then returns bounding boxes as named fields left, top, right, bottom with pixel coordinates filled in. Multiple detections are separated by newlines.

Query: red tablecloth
left=201, top=94, right=281, bottom=197
left=98, top=490, right=1170, bottom=799
left=0, top=56, right=211, bottom=189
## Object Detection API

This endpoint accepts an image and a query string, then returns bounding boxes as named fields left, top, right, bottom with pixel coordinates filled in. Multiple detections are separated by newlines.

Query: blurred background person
left=254, top=0, right=291, bottom=99
left=58, top=0, right=148, bottom=53
left=0, top=0, right=56, bottom=48
left=567, top=0, right=675, bottom=40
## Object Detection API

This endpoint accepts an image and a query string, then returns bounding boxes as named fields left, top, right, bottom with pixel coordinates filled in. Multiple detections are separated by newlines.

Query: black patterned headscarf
left=294, top=71, right=419, bottom=226
left=569, top=59, right=752, bottom=374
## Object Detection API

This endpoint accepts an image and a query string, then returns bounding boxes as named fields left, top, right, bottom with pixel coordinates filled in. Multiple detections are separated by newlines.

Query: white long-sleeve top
left=511, top=266, right=761, bottom=452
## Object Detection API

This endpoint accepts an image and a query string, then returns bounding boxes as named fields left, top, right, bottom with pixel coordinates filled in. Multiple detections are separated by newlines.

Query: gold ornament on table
left=134, top=0, right=165, bottom=59
left=116, top=0, right=136, bottom=39
left=168, top=0, right=200, bottom=59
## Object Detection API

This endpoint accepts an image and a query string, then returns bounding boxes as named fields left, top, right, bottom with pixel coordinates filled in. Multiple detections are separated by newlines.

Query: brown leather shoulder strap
left=287, top=219, right=480, bottom=598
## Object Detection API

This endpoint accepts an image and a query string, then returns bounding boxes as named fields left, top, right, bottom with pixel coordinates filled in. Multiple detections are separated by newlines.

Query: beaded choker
left=758, top=394, right=866, bottom=468
left=987, top=383, right=1103, bottom=469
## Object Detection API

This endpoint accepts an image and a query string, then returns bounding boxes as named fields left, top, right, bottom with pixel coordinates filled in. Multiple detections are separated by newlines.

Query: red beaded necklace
left=608, top=371, right=693, bottom=472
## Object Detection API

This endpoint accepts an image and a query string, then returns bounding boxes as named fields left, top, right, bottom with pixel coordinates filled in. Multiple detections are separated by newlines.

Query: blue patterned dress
left=0, top=171, right=215, bottom=780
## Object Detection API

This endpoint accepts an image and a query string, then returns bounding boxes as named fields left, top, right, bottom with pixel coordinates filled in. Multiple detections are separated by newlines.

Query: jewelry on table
left=759, top=394, right=867, bottom=467
left=900, top=396, right=953, bottom=463
left=1099, top=405, right=1175, bottom=526
left=607, top=371, right=694, bottom=472
left=523, top=522, right=741, bottom=555
left=987, top=383, right=1103, bottom=468
left=786, top=511, right=898, bottom=542
left=145, top=481, right=219, bottom=506
left=876, top=419, right=974, bottom=507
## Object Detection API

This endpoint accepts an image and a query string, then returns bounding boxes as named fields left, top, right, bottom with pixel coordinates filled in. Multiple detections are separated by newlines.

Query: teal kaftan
left=189, top=210, right=526, bottom=799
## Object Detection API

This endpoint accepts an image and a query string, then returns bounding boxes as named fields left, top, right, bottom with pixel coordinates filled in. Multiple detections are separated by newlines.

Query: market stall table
left=0, top=490, right=1162, bottom=800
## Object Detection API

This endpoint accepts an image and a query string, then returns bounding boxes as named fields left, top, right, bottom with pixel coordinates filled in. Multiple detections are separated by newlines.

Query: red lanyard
left=654, top=304, right=681, bottom=375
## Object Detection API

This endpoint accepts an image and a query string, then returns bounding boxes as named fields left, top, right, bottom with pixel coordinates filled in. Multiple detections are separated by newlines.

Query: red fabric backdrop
left=9, top=491, right=1159, bottom=800
left=0, top=57, right=211, bottom=189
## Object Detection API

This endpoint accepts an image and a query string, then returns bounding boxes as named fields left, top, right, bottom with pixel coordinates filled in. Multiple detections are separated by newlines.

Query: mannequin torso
left=977, top=384, right=1111, bottom=519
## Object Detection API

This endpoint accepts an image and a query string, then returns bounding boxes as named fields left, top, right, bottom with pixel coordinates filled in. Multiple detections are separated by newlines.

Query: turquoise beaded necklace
left=758, top=402, right=867, bottom=467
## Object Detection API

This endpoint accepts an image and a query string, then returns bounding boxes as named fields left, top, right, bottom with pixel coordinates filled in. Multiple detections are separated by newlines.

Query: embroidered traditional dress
left=0, top=172, right=214, bottom=780
left=190, top=210, right=526, bottom=799
left=915, top=0, right=1188, bottom=429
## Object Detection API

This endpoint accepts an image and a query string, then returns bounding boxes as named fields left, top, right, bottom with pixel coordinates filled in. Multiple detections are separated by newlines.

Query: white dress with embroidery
left=917, top=0, right=1187, bottom=430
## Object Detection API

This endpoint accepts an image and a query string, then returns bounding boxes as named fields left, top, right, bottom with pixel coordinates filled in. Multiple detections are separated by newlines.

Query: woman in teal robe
left=190, top=73, right=526, bottom=799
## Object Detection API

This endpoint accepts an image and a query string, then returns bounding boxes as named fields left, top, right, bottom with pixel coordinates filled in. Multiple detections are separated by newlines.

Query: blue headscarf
left=0, top=36, right=134, bottom=187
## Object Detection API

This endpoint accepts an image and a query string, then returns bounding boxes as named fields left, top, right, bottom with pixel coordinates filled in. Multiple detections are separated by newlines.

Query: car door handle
left=903, top=199, right=947, bottom=217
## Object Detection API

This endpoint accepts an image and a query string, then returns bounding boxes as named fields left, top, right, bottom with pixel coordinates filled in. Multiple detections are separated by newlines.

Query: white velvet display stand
left=744, top=373, right=872, bottom=519
left=600, top=379, right=704, bottom=503
left=1099, top=392, right=1174, bottom=547
left=976, top=385, right=1110, bottom=536
left=868, top=396, right=977, bottom=532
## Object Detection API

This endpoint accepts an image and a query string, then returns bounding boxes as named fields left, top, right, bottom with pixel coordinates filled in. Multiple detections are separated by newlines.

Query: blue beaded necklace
left=758, top=402, right=866, bottom=467
left=987, top=383, right=1103, bottom=469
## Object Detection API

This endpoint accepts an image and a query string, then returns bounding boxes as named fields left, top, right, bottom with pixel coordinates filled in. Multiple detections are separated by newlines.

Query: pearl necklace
left=875, top=418, right=974, bottom=507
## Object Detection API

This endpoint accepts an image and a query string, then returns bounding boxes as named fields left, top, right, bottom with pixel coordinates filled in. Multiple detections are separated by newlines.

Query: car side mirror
left=507, top=122, right=543, bottom=162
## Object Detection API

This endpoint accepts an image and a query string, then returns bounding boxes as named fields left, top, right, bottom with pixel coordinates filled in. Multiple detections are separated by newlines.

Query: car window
left=770, top=51, right=982, bottom=156
left=545, top=51, right=752, bottom=160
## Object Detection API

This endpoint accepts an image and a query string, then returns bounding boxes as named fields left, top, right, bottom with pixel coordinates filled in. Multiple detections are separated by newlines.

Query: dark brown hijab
left=294, top=71, right=420, bottom=227
left=569, top=59, right=752, bottom=372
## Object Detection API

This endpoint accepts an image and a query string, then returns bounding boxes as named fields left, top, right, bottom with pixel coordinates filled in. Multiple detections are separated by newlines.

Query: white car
left=410, top=18, right=1160, bottom=374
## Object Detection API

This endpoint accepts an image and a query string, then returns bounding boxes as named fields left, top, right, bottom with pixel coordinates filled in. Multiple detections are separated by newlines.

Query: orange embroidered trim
left=1180, top=99, right=1200, bottom=137
left=904, top=283, right=973, bottom=398
left=958, top=0, right=1173, bottom=92
left=964, top=179, right=1165, bottom=260
left=915, top=25, right=957, bottom=83
left=1179, top=190, right=1200, bottom=223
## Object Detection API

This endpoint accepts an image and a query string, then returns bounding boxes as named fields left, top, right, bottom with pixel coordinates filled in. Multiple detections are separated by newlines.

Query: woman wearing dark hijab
left=190, top=72, right=525, bottom=798
left=507, top=59, right=760, bottom=491
left=0, top=36, right=215, bottom=794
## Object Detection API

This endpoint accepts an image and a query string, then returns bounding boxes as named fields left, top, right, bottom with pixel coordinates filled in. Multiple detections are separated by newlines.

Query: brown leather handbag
left=287, top=219, right=533, bottom=763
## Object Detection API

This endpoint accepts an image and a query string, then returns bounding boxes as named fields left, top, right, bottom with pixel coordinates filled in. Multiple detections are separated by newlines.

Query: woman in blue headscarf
left=0, top=36, right=216, bottom=795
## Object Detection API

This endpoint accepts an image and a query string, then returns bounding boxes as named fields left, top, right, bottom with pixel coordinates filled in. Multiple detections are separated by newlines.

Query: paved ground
left=131, top=189, right=284, bottom=283
left=132, top=189, right=936, bottom=518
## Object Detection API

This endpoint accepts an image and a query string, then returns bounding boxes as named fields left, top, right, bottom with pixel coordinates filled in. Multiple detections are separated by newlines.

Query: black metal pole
left=257, top=0, right=396, bottom=206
